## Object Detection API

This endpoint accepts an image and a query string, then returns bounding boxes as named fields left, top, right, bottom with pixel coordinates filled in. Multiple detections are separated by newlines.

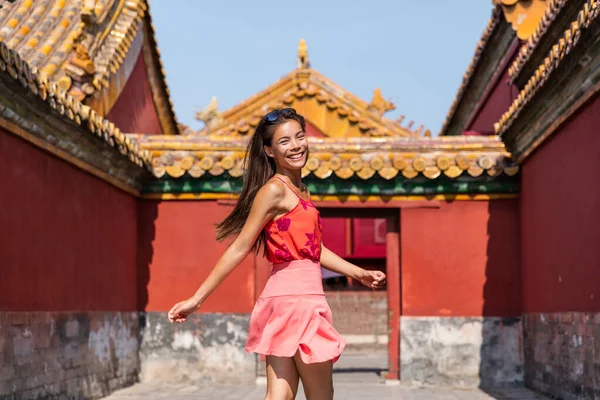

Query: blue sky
left=149, top=1, right=493, bottom=135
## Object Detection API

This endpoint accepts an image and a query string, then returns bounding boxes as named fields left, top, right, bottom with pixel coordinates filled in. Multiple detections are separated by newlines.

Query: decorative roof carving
left=297, top=38, right=309, bottom=69
left=507, top=0, right=570, bottom=82
left=131, top=134, right=518, bottom=181
left=194, top=97, right=223, bottom=132
left=368, top=88, right=396, bottom=116
left=0, top=40, right=152, bottom=168
left=495, top=0, right=599, bottom=135
left=494, top=0, right=550, bottom=40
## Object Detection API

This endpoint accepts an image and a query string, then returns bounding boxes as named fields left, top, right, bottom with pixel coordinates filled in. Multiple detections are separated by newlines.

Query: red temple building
left=0, top=0, right=598, bottom=399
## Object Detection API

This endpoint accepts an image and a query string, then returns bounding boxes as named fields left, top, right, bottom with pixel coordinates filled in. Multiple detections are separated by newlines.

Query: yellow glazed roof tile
left=0, top=0, right=178, bottom=134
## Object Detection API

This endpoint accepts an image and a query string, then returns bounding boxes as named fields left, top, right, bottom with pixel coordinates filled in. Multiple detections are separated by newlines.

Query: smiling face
left=264, top=120, right=309, bottom=171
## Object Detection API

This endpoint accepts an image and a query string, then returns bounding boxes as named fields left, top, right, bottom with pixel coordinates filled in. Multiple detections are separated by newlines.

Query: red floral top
left=264, top=178, right=322, bottom=263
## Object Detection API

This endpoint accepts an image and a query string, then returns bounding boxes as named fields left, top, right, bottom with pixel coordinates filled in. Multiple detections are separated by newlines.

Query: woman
left=168, top=108, right=386, bottom=400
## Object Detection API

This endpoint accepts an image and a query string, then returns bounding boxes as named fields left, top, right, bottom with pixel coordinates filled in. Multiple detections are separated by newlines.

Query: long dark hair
left=216, top=109, right=306, bottom=253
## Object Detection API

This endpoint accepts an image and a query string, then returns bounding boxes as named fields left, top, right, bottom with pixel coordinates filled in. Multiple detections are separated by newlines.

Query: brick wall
left=325, top=291, right=387, bottom=348
left=523, top=313, right=600, bottom=399
left=0, top=312, right=139, bottom=399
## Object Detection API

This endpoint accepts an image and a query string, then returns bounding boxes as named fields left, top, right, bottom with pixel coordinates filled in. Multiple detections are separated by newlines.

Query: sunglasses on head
left=263, top=108, right=297, bottom=123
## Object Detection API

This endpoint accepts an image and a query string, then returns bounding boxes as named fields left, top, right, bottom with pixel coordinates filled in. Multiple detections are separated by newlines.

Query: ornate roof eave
left=495, top=0, right=600, bottom=162
left=495, top=0, right=599, bottom=136
left=129, top=134, right=519, bottom=182
left=439, top=6, right=506, bottom=136
left=194, top=42, right=427, bottom=138
left=507, top=0, right=571, bottom=83
left=0, top=0, right=178, bottom=134
left=0, top=40, right=153, bottom=170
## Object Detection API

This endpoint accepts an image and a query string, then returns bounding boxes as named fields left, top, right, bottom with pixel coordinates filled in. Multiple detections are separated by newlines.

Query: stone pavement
left=102, top=383, right=549, bottom=400
left=102, top=352, right=549, bottom=400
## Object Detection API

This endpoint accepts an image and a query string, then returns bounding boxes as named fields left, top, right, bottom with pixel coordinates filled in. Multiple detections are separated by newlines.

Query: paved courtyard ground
left=102, top=383, right=549, bottom=400
left=102, top=352, right=549, bottom=400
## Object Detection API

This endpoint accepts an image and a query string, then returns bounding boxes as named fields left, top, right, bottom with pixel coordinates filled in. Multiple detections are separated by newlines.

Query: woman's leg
left=265, top=355, right=300, bottom=400
left=293, top=352, right=334, bottom=400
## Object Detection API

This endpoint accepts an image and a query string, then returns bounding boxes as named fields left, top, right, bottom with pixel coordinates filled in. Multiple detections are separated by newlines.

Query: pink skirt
left=245, top=260, right=346, bottom=364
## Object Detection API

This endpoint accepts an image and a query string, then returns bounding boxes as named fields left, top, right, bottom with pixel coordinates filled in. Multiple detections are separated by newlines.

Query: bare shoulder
left=254, top=179, right=286, bottom=206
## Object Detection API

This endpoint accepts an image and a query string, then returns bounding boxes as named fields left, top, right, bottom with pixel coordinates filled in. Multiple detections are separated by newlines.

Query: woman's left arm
left=320, top=244, right=386, bottom=290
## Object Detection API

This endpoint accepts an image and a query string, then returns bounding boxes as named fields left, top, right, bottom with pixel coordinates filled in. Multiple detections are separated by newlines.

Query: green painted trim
left=143, top=174, right=519, bottom=196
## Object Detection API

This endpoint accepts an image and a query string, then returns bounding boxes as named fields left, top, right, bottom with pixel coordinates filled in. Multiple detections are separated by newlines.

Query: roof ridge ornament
left=368, top=88, right=396, bottom=116
left=297, top=39, right=310, bottom=69
left=195, top=97, right=223, bottom=133
left=493, top=0, right=550, bottom=40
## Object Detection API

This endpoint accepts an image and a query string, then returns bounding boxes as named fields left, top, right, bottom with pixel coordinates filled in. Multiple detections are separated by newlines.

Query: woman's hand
left=358, top=270, right=386, bottom=290
left=167, top=296, right=202, bottom=323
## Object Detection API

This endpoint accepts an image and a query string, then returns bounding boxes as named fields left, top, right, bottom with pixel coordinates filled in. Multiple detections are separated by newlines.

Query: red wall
left=350, top=218, right=386, bottom=259
left=106, top=52, right=163, bottom=135
left=465, top=42, right=520, bottom=135
left=0, top=129, right=138, bottom=311
left=468, top=69, right=519, bottom=135
left=321, top=217, right=386, bottom=259
left=401, top=200, right=521, bottom=317
left=520, top=95, right=600, bottom=313
left=137, top=200, right=255, bottom=313
left=321, top=217, right=346, bottom=256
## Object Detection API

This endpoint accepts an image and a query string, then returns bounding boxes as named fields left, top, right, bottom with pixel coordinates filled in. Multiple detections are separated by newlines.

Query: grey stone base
left=139, top=312, right=255, bottom=385
left=524, top=312, right=600, bottom=400
left=0, top=312, right=139, bottom=399
left=400, top=316, right=523, bottom=387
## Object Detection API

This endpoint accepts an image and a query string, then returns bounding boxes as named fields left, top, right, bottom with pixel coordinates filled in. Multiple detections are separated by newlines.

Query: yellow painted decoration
left=436, top=155, right=451, bottom=171
left=487, top=167, right=503, bottom=177
left=423, top=166, right=441, bottom=180
left=229, top=163, right=244, bottom=178
left=209, top=165, right=225, bottom=176
left=314, top=165, right=333, bottom=179
left=144, top=192, right=519, bottom=202
left=349, top=157, right=363, bottom=172
left=378, top=167, right=399, bottom=180
left=335, top=168, right=354, bottom=180
left=468, top=166, right=484, bottom=177
left=413, top=157, right=426, bottom=172
left=478, top=155, right=494, bottom=170
left=456, top=155, right=470, bottom=170
left=221, top=156, right=234, bottom=170
left=393, top=156, right=407, bottom=170
left=496, top=0, right=549, bottom=40
left=200, top=157, right=214, bottom=171
left=357, top=166, right=376, bottom=180
left=402, top=167, right=418, bottom=179
left=179, top=155, right=194, bottom=171
left=370, top=156, right=384, bottom=171
left=188, top=163, right=206, bottom=178
left=305, top=157, right=320, bottom=171
left=165, top=165, right=184, bottom=178
left=444, top=166, right=463, bottom=179
left=329, top=156, right=342, bottom=171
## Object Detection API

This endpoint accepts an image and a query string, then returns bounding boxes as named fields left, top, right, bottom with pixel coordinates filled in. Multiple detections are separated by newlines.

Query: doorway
left=319, top=207, right=400, bottom=382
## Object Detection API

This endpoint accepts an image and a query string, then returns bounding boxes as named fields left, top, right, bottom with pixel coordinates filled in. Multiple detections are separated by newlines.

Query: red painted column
left=384, top=214, right=401, bottom=380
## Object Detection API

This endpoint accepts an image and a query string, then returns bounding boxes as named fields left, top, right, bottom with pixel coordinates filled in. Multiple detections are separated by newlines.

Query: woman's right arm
left=168, top=181, right=284, bottom=323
